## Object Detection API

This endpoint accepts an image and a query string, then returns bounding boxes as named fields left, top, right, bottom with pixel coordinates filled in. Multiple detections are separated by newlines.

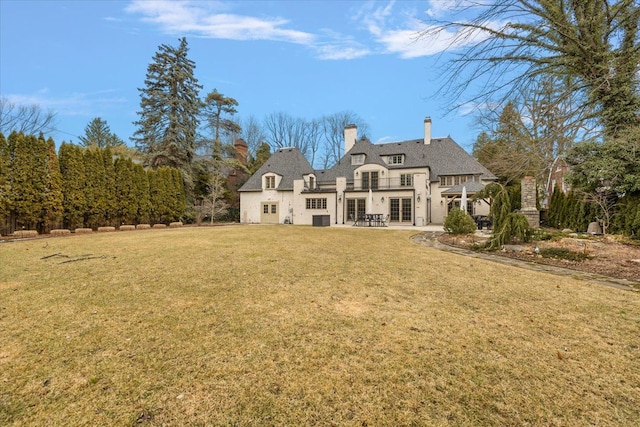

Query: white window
left=388, top=154, right=403, bottom=165
left=265, top=176, right=276, bottom=189
left=306, top=198, right=327, bottom=209
left=351, top=154, right=365, bottom=165
left=400, top=174, right=413, bottom=186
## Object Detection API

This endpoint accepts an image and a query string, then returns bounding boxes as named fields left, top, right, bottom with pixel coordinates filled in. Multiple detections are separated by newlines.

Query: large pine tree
left=79, top=118, right=125, bottom=149
left=132, top=37, right=202, bottom=171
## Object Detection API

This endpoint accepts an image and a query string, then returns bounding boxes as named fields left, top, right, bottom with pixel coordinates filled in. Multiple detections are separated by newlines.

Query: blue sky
left=1, top=0, right=486, bottom=151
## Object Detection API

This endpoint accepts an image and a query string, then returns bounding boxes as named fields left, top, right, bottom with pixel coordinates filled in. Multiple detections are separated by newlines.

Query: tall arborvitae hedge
left=114, top=157, right=136, bottom=225
left=0, top=133, right=187, bottom=233
left=59, top=142, right=87, bottom=230
left=102, top=147, right=117, bottom=226
left=132, top=163, right=151, bottom=224
left=10, top=133, right=49, bottom=229
left=43, top=137, right=63, bottom=232
left=611, top=194, right=640, bottom=237
left=84, top=147, right=108, bottom=228
left=0, top=133, right=9, bottom=230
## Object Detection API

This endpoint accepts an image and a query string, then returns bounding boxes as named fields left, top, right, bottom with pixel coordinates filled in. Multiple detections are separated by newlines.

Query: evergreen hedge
left=0, top=132, right=186, bottom=234
left=545, top=185, right=639, bottom=237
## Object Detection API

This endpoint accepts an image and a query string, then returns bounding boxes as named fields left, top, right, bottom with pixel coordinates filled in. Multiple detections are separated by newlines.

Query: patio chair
left=349, top=214, right=359, bottom=226
left=381, top=214, right=389, bottom=227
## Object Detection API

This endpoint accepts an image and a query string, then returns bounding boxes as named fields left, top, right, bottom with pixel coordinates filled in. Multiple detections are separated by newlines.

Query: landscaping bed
left=439, top=231, right=640, bottom=283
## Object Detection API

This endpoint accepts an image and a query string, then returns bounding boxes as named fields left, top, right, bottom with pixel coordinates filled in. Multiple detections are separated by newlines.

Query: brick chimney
left=424, top=117, right=432, bottom=145
left=234, top=138, right=248, bottom=164
left=344, top=124, right=357, bottom=154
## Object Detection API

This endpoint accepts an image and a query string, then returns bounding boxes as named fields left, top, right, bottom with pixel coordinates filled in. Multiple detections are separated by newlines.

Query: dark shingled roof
left=241, top=136, right=497, bottom=190
left=441, top=181, right=487, bottom=195
left=239, top=147, right=313, bottom=191
left=321, top=137, right=496, bottom=182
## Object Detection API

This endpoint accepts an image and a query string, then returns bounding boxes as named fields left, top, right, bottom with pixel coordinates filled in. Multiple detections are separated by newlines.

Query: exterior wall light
left=381, top=196, right=385, bottom=203
left=417, top=195, right=421, bottom=203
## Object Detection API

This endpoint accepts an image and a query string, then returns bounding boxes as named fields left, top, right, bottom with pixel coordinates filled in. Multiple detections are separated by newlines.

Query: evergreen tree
left=79, top=117, right=125, bottom=149
left=10, top=133, right=48, bottom=230
left=171, top=167, right=186, bottom=220
left=59, top=142, right=87, bottom=230
left=201, top=89, right=240, bottom=159
left=248, top=142, right=271, bottom=174
left=472, top=102, right=529, bottom=184
left=132, top=163, right=151, bottom=224
left=42, top=137, right=63, bottom=232
left=148, top=168, right=169, bottom=224
left=0, top=133, right=10, bottom=228
left=102, top=147, right=117, bottom=226
left=132, top=37, right=202, bottom=171
left=114, top=158, right=136, bottom=224
left=83, top=147, right=107, bottom=228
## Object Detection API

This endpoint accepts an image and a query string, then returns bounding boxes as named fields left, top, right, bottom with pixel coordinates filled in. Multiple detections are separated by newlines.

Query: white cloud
left=358, top=0, right=493, bottom=59
left=5, top=90, right=127, bottom=117
left=126, top=0, right=314, bottom=45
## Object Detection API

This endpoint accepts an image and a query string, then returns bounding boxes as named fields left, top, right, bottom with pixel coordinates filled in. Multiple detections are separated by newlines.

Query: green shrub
left=444, top=209, right=477, bottom=235
left=488, top=212, right=532, bottom=249
left=539, top=248, right=590, bottom=262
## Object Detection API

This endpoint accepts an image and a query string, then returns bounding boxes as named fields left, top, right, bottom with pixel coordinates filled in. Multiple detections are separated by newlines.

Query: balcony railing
left=346, top=178, right=414, bottom=191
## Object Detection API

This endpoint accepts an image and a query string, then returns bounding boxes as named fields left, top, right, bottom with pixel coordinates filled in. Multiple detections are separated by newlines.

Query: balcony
left=346, top=178, right=414, bottom=191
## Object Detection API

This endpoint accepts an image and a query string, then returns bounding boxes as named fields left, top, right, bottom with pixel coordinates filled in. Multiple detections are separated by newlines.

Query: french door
left=390, top=198, right=412, bottom=223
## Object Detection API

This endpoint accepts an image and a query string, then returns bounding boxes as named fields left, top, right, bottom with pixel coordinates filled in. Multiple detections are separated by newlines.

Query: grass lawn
left=1, top=225, right=639, bottom=426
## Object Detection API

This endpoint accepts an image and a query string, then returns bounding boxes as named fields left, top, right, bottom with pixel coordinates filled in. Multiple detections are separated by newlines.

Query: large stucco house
left=239, top=117, right=496, bottom=226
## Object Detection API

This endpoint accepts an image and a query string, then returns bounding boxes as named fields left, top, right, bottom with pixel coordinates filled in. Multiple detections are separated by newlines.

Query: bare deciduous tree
left=0, top=97, right=57, bottom=136
left=422, top=0, right=640, bottom=138
left=320, top=111, right=370, bottom=168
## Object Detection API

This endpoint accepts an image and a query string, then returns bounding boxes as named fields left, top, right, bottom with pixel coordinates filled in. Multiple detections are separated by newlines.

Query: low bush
left=443, top=209, right=477, bottom=235
left=539, top=247, right=591, bottom=262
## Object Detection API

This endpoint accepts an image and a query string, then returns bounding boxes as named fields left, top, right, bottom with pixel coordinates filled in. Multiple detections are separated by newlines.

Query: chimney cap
left=345, top=123, right=357, bottom=129
left=424, top=116, right=432, bottom=122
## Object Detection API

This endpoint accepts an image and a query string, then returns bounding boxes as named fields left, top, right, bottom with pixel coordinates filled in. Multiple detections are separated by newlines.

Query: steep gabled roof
left=239, top=147, right=313, bottom=191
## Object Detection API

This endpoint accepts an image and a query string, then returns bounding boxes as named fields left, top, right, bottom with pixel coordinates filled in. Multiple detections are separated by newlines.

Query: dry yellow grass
left=1, top=225, right=639, bottom=426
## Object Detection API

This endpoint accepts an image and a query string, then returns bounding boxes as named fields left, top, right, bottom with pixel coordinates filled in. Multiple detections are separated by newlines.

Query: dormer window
left=388, top=154, right=403, bottom=165
left=265, top=175, right=276, bottom=189
left=309, top=176, right=315, bottom=189
left=351, top=154, right=365, bottom=165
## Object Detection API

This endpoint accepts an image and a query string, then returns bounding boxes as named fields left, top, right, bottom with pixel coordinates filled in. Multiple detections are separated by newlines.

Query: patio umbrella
left=367, top=188, right=373, bottom=214
left=461, top=185, right=467, bottom=212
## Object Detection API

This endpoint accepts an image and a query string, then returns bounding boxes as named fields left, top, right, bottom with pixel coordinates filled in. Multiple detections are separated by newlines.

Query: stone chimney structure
left=521, top=176, right=539, bottom=228
left=344, top=124, right=357, bottom=154
left=424, top=117, right=432, bottom=145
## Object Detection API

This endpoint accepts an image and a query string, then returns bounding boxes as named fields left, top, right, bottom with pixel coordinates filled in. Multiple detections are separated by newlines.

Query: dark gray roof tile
left=239, top=147, right=313, bottom=191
